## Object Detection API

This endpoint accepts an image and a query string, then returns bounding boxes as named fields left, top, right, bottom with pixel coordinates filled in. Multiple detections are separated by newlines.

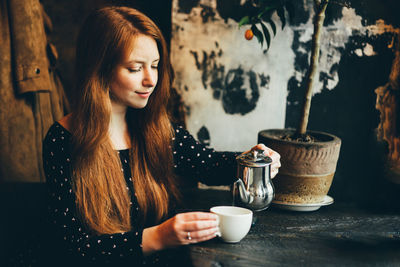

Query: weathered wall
left=171, top=0, right=400, bottom=204
left=171, top=0, right=292, bottom=151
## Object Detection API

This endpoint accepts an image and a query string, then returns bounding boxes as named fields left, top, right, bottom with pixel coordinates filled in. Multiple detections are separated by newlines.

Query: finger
left=272, top=155, right=281, bottom=164
left=178, top=212, right=218, bottom=222
left=241, top=149, right=251, bottom=155
left=253, top=144, right=279, bottom=158
left=187, top=227, right=219, bottom=243
left=184, top=220, right=218, bottom=232
left=271, top=161, right=281, bottom=169
left=264, top=148, right=280, bottom=159
left=269, top=154, right=281, bottom=169
left=193, top=231, right=219, bottom=243
left=271, top=167, right=279, bottom=179
left=262, top=148, right=281, bottom=167
left=251, top=144, right=267, bottom=151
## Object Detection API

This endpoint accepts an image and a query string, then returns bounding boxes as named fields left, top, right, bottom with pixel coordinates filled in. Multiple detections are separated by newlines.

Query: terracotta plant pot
left=258, top=129, right=341, bottom=204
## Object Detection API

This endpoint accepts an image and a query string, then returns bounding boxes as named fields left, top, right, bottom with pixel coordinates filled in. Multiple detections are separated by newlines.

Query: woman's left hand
left=243, top=144, right=281, bottom=178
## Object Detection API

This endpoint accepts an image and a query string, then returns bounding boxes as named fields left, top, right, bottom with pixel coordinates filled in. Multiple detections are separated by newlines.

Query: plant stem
left=297, top=0, right=329, bottom=135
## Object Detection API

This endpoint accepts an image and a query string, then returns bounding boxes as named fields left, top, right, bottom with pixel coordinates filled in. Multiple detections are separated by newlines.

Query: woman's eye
left=151, top=65, right=158, bottom=69
left=128, top=67, right=141, bottom=73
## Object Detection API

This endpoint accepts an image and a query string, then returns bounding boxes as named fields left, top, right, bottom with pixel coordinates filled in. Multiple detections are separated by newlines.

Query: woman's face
left=109, top=34, right=160, bottom=110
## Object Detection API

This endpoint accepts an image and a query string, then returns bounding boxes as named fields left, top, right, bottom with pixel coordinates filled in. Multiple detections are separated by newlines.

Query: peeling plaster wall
left=292, top=7, right=363, bottom=93
left=171, top=0, right=399, bottom=152
left=171, top=1, right=293, bottom=151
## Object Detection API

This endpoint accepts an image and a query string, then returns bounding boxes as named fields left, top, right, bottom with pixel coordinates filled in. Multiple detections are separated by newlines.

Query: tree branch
left=297, top=0, right=329, bottom=135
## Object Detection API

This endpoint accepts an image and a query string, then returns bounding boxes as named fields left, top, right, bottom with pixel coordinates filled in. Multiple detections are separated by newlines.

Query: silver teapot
left=233, top=149, right=275, bottom=212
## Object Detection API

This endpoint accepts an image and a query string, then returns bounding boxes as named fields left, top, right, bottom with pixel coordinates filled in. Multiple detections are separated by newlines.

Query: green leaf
left=277, top=7, right=286, bottom=29
left=257, top=5, right=277, bottom=19
left=238, top=16, right=250, bottom=28
left=260, top=21, right=271, bottom=50
left=260, top=9, right=275, bottom=22
left=251, top=24, right=264, bottom=46
left=267, top=19, right=277, bottom=36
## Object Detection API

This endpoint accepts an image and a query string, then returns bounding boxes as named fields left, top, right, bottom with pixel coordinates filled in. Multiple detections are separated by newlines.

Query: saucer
left=272, top=195, right=334, bottom=212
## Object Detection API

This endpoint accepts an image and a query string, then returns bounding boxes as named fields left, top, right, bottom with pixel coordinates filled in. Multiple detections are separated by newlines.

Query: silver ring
left=187, top=232, right=192, bottom=240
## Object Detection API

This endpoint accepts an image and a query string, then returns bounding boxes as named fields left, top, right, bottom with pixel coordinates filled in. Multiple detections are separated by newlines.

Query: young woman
left=43, top=6, right=280, bottom=266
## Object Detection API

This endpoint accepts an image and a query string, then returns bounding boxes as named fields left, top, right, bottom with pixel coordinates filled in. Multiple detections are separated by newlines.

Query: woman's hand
left=243, top=144, right=281, bottom=178
left=142, top=212, right=219, bottom=255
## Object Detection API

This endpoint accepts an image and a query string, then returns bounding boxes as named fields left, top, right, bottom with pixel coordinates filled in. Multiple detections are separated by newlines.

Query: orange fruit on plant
left=245, top=29, right=254, bottom=40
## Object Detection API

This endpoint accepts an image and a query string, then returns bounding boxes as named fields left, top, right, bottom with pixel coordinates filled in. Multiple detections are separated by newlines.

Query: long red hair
left=70, top=6, right=179, bottom=235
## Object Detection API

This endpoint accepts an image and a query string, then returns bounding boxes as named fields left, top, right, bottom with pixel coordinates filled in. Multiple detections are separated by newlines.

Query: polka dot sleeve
left=43, top=123, right=144, bottom=265
left=172, top=125, right=240, bottom=185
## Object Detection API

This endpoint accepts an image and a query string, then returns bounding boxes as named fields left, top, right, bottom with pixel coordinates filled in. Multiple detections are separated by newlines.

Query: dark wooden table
left=2, top=184, right=400, bottom=266
left=180, top=188, right=400, bottom=267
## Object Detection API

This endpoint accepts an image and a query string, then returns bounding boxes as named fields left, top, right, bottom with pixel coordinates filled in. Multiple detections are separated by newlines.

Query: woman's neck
left=109, top=102, right=131, bottom=150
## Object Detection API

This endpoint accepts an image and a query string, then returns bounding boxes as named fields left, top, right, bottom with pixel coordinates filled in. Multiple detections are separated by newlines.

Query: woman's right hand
left=142, top=212, right=219, bottom=255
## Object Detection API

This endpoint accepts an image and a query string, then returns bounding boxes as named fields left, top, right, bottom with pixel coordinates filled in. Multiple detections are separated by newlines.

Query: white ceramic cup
left=210, top=206, right=253, bottom=243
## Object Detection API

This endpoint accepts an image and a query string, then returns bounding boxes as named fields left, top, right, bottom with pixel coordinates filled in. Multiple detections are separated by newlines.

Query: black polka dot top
left=43, top=122, right=239, bottom=265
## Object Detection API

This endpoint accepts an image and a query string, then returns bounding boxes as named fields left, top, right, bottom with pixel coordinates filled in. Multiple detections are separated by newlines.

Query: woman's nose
left=143, top=68, right=157, bottom=87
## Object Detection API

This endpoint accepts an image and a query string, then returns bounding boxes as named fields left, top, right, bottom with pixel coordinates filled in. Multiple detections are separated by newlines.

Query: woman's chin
left=128, top=100, right=149, bottom=109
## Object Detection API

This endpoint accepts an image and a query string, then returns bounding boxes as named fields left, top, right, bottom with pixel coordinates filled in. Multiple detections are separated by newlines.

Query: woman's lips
left=135, top=91, right=151, bottom=98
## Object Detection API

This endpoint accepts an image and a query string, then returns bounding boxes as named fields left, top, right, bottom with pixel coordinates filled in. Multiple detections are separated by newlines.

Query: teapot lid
left=236, top=149, right=272, bottom=167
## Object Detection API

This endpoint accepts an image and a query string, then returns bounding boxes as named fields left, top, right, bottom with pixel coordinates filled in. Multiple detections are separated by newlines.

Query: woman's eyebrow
left=126, top=58, right=160, bottom=64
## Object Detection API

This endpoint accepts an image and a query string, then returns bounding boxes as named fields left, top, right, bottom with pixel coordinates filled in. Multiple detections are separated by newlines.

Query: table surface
left=2, top=184, right=399, bottom=266
left=179, top=189, right=400, bottom=267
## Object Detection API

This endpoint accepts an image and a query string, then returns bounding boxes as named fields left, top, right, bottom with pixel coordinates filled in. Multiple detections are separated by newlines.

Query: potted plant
left=239, top=0, right=346, bottom=205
